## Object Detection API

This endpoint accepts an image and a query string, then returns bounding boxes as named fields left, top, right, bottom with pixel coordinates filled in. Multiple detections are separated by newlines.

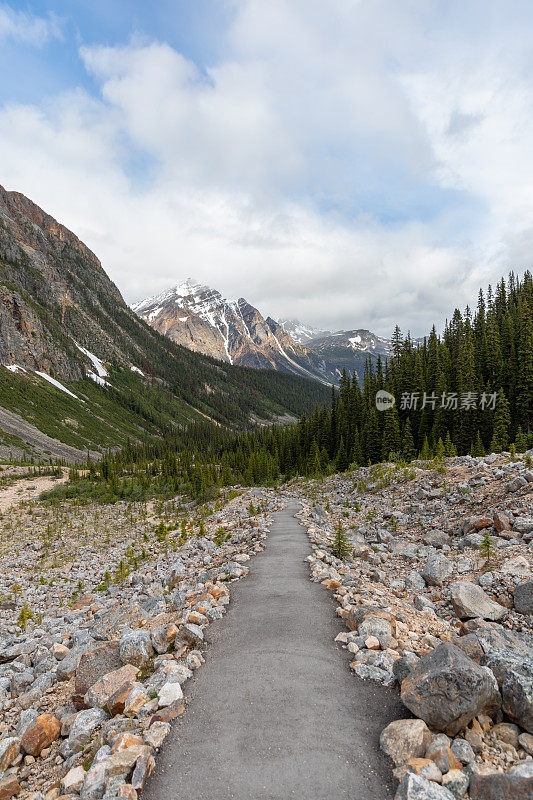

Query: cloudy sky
left=0, top=1, right=532, bottom=336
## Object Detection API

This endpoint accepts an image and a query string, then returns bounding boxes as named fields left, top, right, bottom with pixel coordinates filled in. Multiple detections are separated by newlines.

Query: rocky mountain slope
left=132, top=280, right=337, bottom=384
left=133, top=283, right=395, bottom=386
left=0, top=187, right=330, bottom=458
left=305, top=328, right=392, bottom=381
left=278, top=319, right=332, bottom=345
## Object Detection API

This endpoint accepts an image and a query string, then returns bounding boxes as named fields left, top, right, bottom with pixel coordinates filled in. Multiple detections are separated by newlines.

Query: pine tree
left=471, top=430, right=485, bottom=457
left=443, top=431, right=457, bottom=457
left=382, top=407, right=401, bottom=461
left=490, top=388, right=511, bottom=452
left=401, top=418, right=416, bottom=461
left=332, top=521, right=351, bottom=560
left=515, top=425, right=528, bottom=453
left=335, top=436, right=349, bottom=472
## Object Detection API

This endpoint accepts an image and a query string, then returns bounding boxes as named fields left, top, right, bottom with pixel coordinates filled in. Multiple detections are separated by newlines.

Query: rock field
left=297, top=452, right=532, bottom=799
left=0, top=450, right=532, bottom=800
left=0, top=481, right=280, bottom=800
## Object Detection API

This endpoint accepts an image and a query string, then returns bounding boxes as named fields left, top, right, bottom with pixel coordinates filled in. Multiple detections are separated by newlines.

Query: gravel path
left=144, top=501, right=404, bottom=800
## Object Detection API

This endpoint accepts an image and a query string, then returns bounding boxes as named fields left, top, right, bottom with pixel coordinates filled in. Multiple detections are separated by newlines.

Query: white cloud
left=0, top=4, right=63, bottom=46
left=0, top=1, right=532, bottom=336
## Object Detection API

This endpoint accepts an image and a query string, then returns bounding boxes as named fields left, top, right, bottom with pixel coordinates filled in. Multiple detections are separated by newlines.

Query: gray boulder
left=513, top=580, right=533, bottom=615
left=119, top=629, right=154, bottom=669
left=401, top=643, right=501, bottom=736
left=395, top=773, right=455, bottom=799
left=513, top=516, right=533, bottom=535
left=482, top=648, right=533, bottom=733
left=422, top=555, right=453, bottom=586
left=423, top=530, right=451, bottom=549
left=68, top=708, right=108, bottom=753
left=380, top=718, right=432, bottom=766
left=450, top=582, right=507, bottom=621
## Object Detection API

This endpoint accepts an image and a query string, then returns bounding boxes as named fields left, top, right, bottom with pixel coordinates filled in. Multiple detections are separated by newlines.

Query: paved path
left=145, top=501, right=404, bottom=800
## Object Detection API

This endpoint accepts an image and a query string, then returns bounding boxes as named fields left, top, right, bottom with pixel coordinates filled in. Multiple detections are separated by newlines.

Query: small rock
left=157, top=681, right=184, bottom=707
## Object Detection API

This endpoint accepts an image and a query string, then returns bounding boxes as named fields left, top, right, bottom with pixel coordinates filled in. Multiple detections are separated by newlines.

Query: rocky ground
left=294, top=452, right=533, bottom=799
left=0, top=452, right=531, bottom=800
left=0, top=480, right=282, bottom=800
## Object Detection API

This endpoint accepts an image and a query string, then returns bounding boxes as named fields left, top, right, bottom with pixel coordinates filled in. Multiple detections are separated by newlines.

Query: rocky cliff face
left=133, top=280, right=333, bottom=383
left=0, top=185, right=136, bottom=379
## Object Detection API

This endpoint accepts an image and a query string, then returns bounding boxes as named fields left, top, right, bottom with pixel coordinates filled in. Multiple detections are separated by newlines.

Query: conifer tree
left=490, top=388, right=511, bottom=452
left=335, top=436, right=349, bottom=472
left=401, top=419, right=416, bottom=461
left=382, top=407, right=401, bottom=461
left=332, top=520, right=351, bottom=560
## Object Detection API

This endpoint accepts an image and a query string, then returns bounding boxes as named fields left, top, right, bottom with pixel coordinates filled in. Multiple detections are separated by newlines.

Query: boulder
left=514, top=581, right=533, bottom=615
left=84, top=664, right=140, bottom=708
left=131, top=753, right=156, bottom=791
left=68, top=707, right=109, bottom=753
left=157, top=681, right=184, bottom=707
left=0, top=777, right=21, bottom=800
left=144, top=721, right=171, bottom=749
left=20, top=713, right=60, bottom=755
left=119, top=629, right=154, bottom=669
left=74, top=642, right=122, bottom=707
left=60, top=766, right=86, bottom=794
left=450, top=582, right=507, bottom=621
left=518, top=731, right=533, bottom=755
left=177, top=623, right=204, bottom=646
left=0, top=737, right=20, bottom=771
left=395, top=773, right=456, bottom=799
left=393, top=759, right=442, bottom=784
left=481, top=646, right=533, bottom=733
left=423, top=530, right=451, bottom=549
left=513, top=516, right=533, bottom=535
left=441, top=770, right=469, bottom=798
left=422, top=555, right=453, bottom=587
left=450, top=739, right=475, bottom=765
left=167, top=559, right=186, bottom=589
left=401, top=643, right=501, bottom=736
left=150, top=624, right=178, bottom=654
left=469, top=764, right=533, bottom=799
left=379, top=719, right=432, bottom=766
left=493, top=512, right=511, bottom=532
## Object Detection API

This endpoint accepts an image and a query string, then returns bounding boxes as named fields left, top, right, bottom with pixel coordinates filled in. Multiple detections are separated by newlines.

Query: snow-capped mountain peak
left=279, top=318, right=332, bottom=345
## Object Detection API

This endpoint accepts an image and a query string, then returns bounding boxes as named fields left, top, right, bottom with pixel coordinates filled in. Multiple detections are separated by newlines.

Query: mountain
left=132, top=280, right=335, bottom=384
left=308, top=328, right=392, bottom=356
left=0, top=186, right=330, bottom=460
left=279, top=318, right=332, bottom=345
